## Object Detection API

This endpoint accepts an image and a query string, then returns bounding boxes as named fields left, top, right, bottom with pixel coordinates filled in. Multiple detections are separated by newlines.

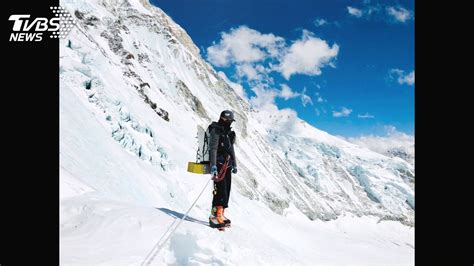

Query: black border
left=414, top=0, right=472, bottom=264
left=3, top=0, right=59, bottom=264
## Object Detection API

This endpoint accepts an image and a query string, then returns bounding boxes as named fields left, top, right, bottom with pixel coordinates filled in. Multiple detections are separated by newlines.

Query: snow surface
left=60, top=0, right=414, bottom=264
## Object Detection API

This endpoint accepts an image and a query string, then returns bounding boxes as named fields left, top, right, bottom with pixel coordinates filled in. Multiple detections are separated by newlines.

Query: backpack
left=196, top=122, right=236, bottom=163
left=196, top=124, right=212, bottom=163
left=188, top=123, right=235, bottom=175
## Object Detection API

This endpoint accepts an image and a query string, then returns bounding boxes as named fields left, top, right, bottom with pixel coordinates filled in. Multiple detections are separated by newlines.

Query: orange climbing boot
left=209, top=206, right=225, bottom=228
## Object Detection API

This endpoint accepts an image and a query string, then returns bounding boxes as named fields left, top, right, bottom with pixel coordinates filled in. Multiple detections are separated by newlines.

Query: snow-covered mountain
left=60, top=0, right=414, bottom=264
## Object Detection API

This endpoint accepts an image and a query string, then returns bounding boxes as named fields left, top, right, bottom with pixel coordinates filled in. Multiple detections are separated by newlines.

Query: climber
left=208, top=110, right=238, bottom=229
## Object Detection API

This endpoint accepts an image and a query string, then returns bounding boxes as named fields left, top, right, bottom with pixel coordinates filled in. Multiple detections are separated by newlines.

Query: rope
left=141, top=177, right=213, bottom=266
left=213, top=156, right=230, bottom=182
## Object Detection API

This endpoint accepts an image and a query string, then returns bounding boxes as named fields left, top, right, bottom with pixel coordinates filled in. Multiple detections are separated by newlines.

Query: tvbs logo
left=9, top=6, right=76, bottom=42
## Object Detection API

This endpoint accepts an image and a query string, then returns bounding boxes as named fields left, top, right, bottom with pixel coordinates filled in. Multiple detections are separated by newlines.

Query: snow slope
left=59, top=0, right=414, bottom=264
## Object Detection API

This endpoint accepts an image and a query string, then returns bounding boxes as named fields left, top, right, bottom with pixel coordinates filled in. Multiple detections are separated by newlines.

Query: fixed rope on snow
left=141, top=177, right=213, bottom=266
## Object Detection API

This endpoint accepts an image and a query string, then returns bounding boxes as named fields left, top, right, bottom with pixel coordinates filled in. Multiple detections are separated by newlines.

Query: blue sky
left=152, top=0, right=414, bottom=137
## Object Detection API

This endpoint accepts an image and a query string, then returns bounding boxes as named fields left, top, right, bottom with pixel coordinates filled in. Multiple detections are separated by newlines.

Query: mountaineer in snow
left=208, top=110, right=238, bottom=229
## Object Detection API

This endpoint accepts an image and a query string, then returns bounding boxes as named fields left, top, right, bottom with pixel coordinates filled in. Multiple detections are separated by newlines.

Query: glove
left=210, top=165, right=217, bottom=177
left=232, top=166, right=237, bottom=174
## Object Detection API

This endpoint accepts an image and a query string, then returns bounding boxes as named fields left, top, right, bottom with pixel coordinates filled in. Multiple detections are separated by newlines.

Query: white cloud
left=390, top=69, right=415, bottom=85
left=255, top=64, right=269, bottom=74
left=301, top=95, right=312, bottom=107
left=207, top=27, right=339, bottom=81
left=315, top=108, right=321, bottom=116
left=366, top=5, right=381, bottom=15
left=347, top=4, right=413, bottom=23
left=390, top=69, right=403, bottom=77
left=401, top=71, right=415, bottom=85
left=236, top=63, right=259, bottom=81
left=387, top=6, right=413, bottom=23
left=278, top=30, right=339, bottom=80
left=249, top=83, right=313, bottom=111
left=249, top=85, right=279, bottom=108
left=346, top=126, right=414, bottom=165
left=279, top=84, right=299, bottom=100
left=347, top=6, right=363, bottom=18
left=358, top=113, right=375, bottom=119
left=315, top=92, right=325, bottom=103
left=235, top=63, right=274, bottom=84
left=384, top=125, right=398, bottom=135
left=300, top=87, right=313, bottom=107
left=248, top=86, right=303, bottom=135
left=206, top=25, right=285, bottom=67
left=333, top=107, right=352, bottom=117
left=218, top=71, right=247, bottom=100
left=314, top=18, right=328, bottom=27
